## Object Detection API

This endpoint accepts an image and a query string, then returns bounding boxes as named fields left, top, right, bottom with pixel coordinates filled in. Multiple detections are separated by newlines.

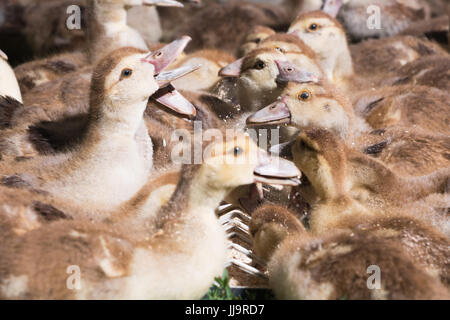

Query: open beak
left=218, top=58, right=244, bottom=77
left=155, top=64, right=202, bottom=87
left=0, top=50, right=8, bottom=61
left=254, top=150, right=301, bottom=186
left=143, top=0, right=184, bottom=7
left=275, top=60, right=319, bottom=83
left=151, top=84, right=197, bottom=119
left=142, top=36, right=191, bottom=74
left=246, top=97, right=291, bottom=125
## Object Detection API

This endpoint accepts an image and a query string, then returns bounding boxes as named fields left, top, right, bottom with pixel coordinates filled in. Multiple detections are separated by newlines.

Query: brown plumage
left=353, top=85, right=450, bottom=135
left=173, top=1, right=289, bottom=55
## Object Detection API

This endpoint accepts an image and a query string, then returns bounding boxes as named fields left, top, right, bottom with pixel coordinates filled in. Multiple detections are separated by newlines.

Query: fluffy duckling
left=174, top=0, right=289, bottom=54
left=288, top=129, right=449, bottom=234
left=220, top=46, right=322, bottom=113
left=0, top=37, right=196, bottom=158
left=238, top=25, right=276, bottom=57
left=288, top=11, right=447, bottom=92
left=0, top=132, right=300, bottom=299
left=0, top=46, right=195, bottom=214
left=381, top=54, right=450, bottom=92
left=15, top=0, right=183, bottom=94
left=248, top=62, right=450, bottom=177
left=269, top=220, right=450, bottom=299
left=0, top=49, right=22, bottom=103
left=250, top=202, right=450, bottom=299
left=353, top=85, right=450, bottom=136
left=337, top=0, right=430, bottom=41
left=250, top=204, right=306, bottom=262
left=166, top=49, right=235, bottom=92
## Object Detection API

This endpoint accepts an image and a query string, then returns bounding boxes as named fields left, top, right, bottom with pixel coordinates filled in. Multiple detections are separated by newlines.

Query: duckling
left=248, top=62, right=450, bottom=177
left=249, top=204, right=306, bottom=262
left=0, top=49, right=22, bottom=103
left=166, top=49, right=235, bottom=92
left=353, top=85, right=450, bottom=135
left=337, top=0, right=431, bottom=41
left=238, top=25, right=276, bottom=57
left=381, top=54, right=450, bottom=92
left=174, top=0, right=289, bottom=54
left=220, top=47, right=322, bottom=113
left=0, top=37, right=196, bottom=158
left=288, top=11, right=447, bottom=92
left=0, top=132, right=300, bottom=299
left=289, top=129, right=449, bottom=234
left=250, top=203, right=450, bottom=299
left=15, top=0, right=182, bottom=94
left=0, top=46, right=195, bottom=214
left=269, top=224, right=450, bottom=299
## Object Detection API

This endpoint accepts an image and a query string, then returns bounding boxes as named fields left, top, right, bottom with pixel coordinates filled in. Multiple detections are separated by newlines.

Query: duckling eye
left=232, top=146, right=243, bottom=156
left=275, top=47, right=284, bottom=53
left=120, top=68, right=133, bottom=79
left=254, top=60, right=265, bottom=70
left=254, top=38, right=261, bottom=44
left=298, top=90, right=311, bottom=101
left=308, top=23, right=319, bottom=31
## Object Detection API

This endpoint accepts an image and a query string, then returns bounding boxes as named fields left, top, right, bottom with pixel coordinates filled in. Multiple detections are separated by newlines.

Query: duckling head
left=89, top=36, right=193, bottom=120
left=239, top=25, right=276, bottom=56
left=200, top=132, right=301, bottom=192
left=250, top=204, right=306, bottom=262
left=247, top=62, right=351, bottom=140
left=258, top=33, right=317, bottom=58
left=288, top=11, right=350, bottom=79
left=291, top=128, right=348, bottom=200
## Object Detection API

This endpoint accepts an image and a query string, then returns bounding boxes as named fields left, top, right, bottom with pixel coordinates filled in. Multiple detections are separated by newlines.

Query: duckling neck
left=320, top=40, right=354, bottom=82
left=88, top=1, right=148, bottom=63
left=47, top=100, right=152, bottom=210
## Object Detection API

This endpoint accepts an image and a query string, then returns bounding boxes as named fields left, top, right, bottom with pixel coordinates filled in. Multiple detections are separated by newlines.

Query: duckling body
left=0, top=46, right=194, bottom=214
left=353, top=85, right=450, bottom=135
left=269, top=222, right=449, bottom=300
left=288, top=11, right=447, bottom=93
left=0, top=133, right=299, bottom=299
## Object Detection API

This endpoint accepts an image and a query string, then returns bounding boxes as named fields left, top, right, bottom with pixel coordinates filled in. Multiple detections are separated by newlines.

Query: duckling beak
left=142, top=36, right=191, bottom=74
left=218, top=58, right=244, bottom=77
left=321, top=0, right=343, bottom=18
left=254, top=151, right=301, bottom=186
left=0, top=50, right=8, bottom=61
left=246, top=97, right=291, bottom=125
left=143, top=0, right=184, bottom=7
left=275, top=60, right=319, bottom=83
left=155, top=64, right=202, bottom=87
left=151, top=84, right=197, bottom=119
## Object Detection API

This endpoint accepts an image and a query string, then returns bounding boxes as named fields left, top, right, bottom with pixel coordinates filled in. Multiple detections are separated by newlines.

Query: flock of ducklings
left=0, top=0, right=449, bottom=300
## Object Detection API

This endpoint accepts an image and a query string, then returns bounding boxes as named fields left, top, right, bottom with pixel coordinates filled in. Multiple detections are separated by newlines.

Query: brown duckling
left=0, top=132, right=299, bottom=299
left=288, top=129, right=450, bottom=234
left=173, top=0, right=289, bottom=55
left=220, top=46, right=322, bottom=113
left=238, top=25, right=276, bottom=57
left=353, top=84, right=450, bottom=136
left=167, top=49, right=236, bottom=92
left=247, top=63, right=450, bottom=177
left=0, top=46, right=195, bottom=214
left=15, top=0, right=183, bottom=94
left=269, top=221, right=449, bottom=299
left=0, top=37, right=197, bottom=158
left=288, top=11, right=447, bottom=93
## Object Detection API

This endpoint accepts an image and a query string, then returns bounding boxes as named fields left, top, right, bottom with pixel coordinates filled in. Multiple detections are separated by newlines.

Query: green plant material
left=204, top=270, right=242, bottom=300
